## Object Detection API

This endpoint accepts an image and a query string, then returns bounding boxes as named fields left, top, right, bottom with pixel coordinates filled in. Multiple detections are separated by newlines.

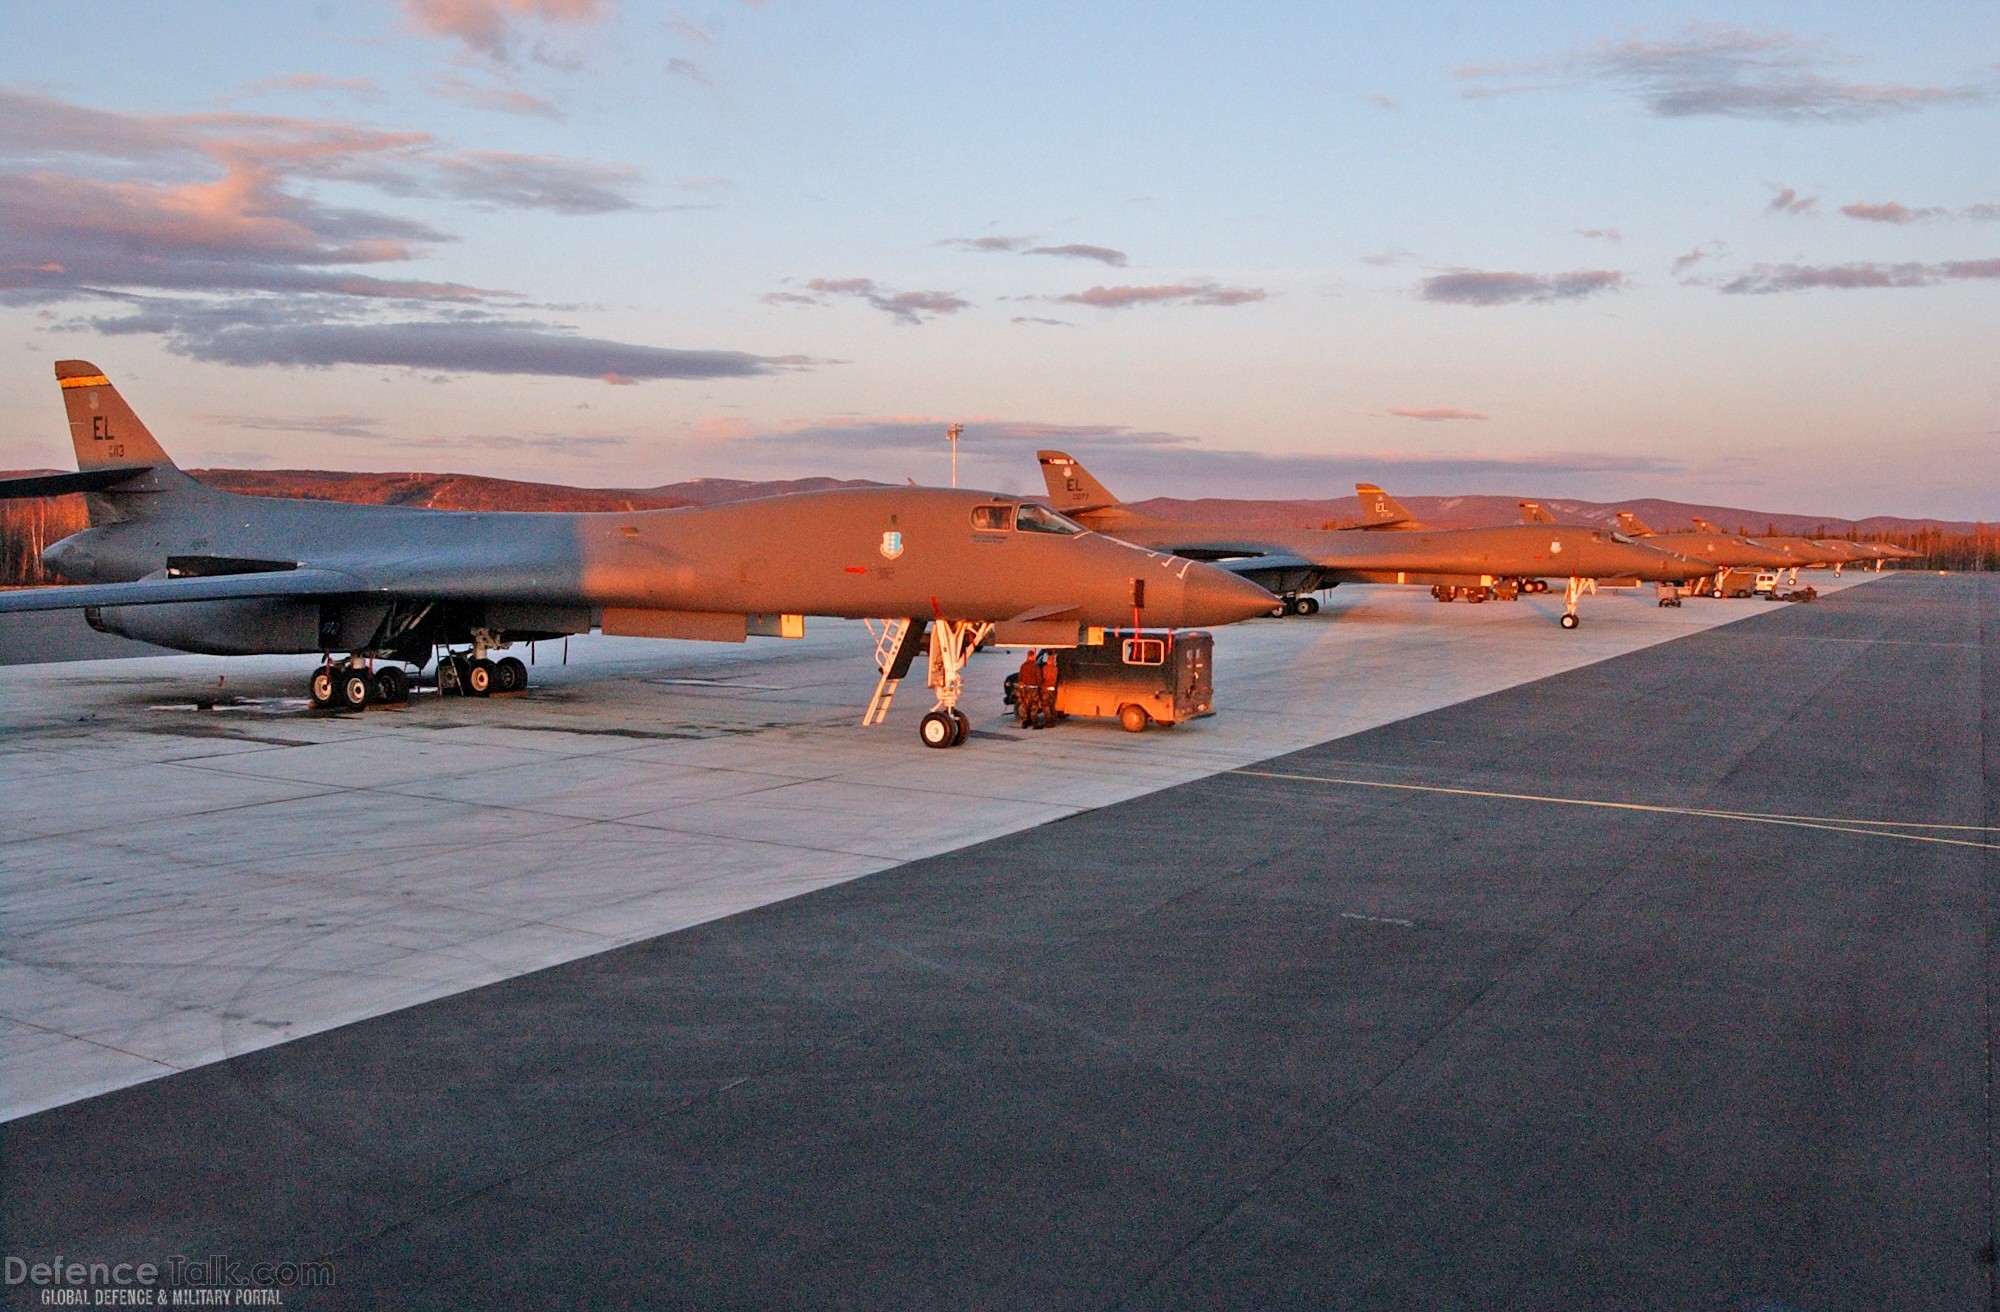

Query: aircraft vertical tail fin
left=1519, top=500, right=1556, bottom=524
left=57, top=361, right=176, bottom=471
left=1354, top=483, right=1419, bottom=529
left=1616, top=510, right=1658, bottom=536
left=1690, top=517, right=1722, bottom=534
left=1037, top=450, right=1122, bottom=512
left=52, top=360, right=211, bottom=525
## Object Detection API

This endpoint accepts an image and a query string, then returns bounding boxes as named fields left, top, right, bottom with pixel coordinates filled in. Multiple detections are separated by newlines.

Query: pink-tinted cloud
left=1419, top=269, right=1625, bottom=306
left=404, top=0, right=614, bottom=59
left=430, top=72, right=563, bottom=119
left=1056, top=282, right=1267, bottom=309
left=1386, top=406, right=1490, bottom=421
left=0, top=89, right=782, bottom=382
left=229, top=74, right=383, bottom=101
left=1840, top=200, right=1945, bottom=223
left=1459, top=22, right=1995, bottom=121
left=0, top=88, right=642, bottom=304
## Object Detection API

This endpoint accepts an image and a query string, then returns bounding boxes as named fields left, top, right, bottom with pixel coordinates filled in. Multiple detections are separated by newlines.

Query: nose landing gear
left=917, top=620, right=992, bottom=748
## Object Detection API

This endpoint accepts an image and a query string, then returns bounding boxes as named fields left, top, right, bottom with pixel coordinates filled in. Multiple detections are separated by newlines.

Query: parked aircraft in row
left=1035, top=451, right=1709, bottom=628
left=0, top=362, right=1274, bottom=748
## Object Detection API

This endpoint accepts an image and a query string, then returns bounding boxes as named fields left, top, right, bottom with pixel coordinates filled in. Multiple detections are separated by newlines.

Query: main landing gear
left=1278, top=594, right=1320, bottom=616
left=309, top=657, right=414, bottom=711
left=437, top=652, right=528, bottom=697
left=309, top=639, right=530, bottom=712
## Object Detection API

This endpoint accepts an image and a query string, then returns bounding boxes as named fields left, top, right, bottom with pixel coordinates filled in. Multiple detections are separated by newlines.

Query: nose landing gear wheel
left=1560, top=613, right=1580, bottom=630
left=920, top=710, right=959, bottom=748
left=949, top=709, right=970, bottom=745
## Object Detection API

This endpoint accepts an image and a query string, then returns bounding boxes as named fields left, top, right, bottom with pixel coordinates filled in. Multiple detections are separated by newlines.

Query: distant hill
left=188, top=469, right=883, bottom=512
left=1128, top=493, right=1984, bottom=537
left=3, top=466, right=1989, bottom=588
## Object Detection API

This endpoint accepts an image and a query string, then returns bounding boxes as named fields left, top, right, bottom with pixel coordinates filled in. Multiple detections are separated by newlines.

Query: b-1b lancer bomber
left=0, top=362, right=1275, bottom=747
left=1037, top=451, right=1709, bottom=629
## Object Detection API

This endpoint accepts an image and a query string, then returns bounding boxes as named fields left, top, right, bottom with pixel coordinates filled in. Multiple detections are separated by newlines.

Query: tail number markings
left=90, top=415, right=123, bottom=457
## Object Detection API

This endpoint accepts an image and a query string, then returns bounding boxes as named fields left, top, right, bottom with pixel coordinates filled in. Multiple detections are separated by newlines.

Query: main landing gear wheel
left=1560, top=613, right=1580, bottom=630
left=309, top=665, right=337, bottom=708
left=373, top=665, right=410, bottom=705
left=1119, top=704, right=1150, bottom=733
left=920, top=710, right=959, bottom=749
left=1291, top=595, right=1320, bottom=616
left=338, top=668, right=373, bottom=709
left=495, top=656, right=528, bottom=693
left=466, top=659, right=497, bottom=696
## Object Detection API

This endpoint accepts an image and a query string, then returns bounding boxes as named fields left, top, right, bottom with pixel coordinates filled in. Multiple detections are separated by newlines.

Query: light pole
left=947, top=422, right=963, bottom=488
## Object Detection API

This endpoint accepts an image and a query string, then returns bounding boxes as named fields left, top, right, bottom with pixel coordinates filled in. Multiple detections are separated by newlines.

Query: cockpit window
left=1015, top=503, right=1086, bottom=535
left=971, top=504, right=1015, bottom=532
left=1610, top=531, right=1635, bottom=545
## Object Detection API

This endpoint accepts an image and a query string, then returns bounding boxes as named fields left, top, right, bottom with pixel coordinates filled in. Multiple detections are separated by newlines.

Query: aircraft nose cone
left=1178, top=563, right=1280, bottom=626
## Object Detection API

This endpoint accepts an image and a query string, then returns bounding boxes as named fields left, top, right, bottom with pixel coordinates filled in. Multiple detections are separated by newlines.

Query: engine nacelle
left=86, top=598, right=321, bottom=655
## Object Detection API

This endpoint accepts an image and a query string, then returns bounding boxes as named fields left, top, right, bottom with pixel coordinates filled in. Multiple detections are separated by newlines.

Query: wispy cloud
left=942, top=235, right=1129, bottom=266
left=1716, top=259, right=2000, bottom=293
left=227, top=75, right=383, bottom=102
left=706, top=415, right=1680, bottom=495
left=1765, top=185, right=1817, bottom=215
left=1026, top=243, right=1127, bottom=266
left=197, top=412, right=387, bottom=439
left=90, top=299, right=780, bottom=379
left=1457, top=22, right=1994, bottom=122
left=1386, top=406, right=1489, bottom=421
left=425, top=151, right=640, bottom=212
left=1840, top=200, right=1943, bottom=223
left=430, top=72, right=564, bottom=119
left=763, top=277, right=969, bottom=323
left=1671, top=241, right=1728, bottom=276
left=1575, top=227, right=1622, bottom=242
left=1055, top=281, right=1267, bottom=309
left=404, top=0, right=615, bottom=61
left=1418, top=269, right=1625, bottom=306
left=941, top=235, right=1032, bottom=253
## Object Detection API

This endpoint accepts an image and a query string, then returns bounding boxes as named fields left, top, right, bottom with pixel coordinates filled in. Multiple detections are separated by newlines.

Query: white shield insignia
left=879, top=531, right=904, bottom=560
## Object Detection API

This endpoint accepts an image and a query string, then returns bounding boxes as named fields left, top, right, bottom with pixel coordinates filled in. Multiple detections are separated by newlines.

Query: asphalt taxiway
left=0, top=581, right=1815, bottom=1121
left=6, top=573, right=1989, bottom=1309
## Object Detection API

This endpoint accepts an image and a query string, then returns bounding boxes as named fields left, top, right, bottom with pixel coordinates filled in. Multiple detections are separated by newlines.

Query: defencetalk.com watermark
left=5, top=1254, right=335, bottom=1306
